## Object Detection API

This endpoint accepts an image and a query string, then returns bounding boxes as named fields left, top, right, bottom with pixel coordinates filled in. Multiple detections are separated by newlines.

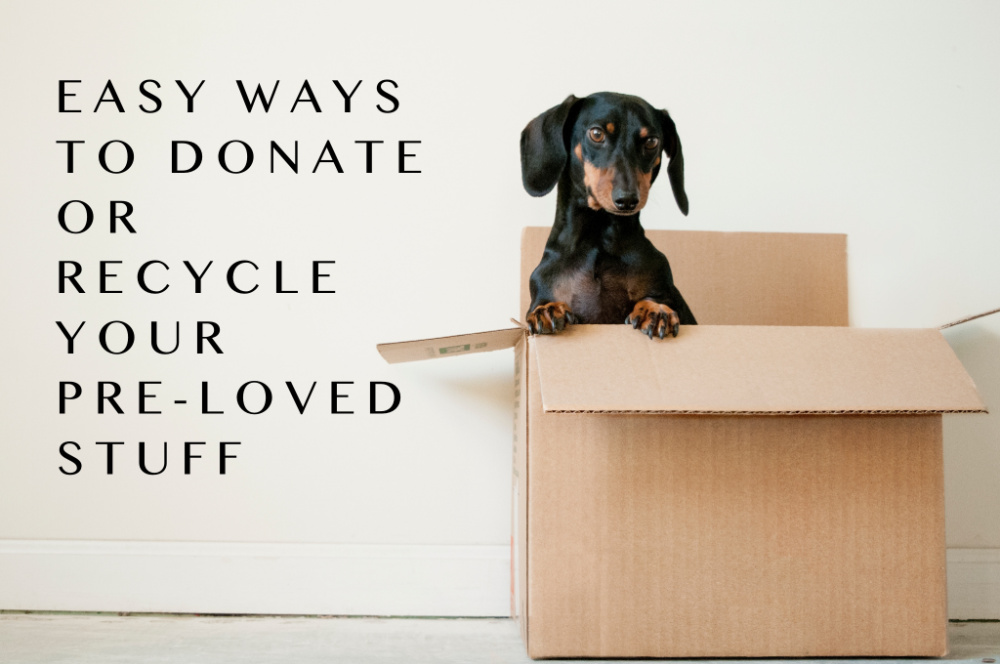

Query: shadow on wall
left=434, top=371, right=515, bottom=421
left=401, top=353, right=516, bottom=425
left=942, top=321, right=1000, bottom=548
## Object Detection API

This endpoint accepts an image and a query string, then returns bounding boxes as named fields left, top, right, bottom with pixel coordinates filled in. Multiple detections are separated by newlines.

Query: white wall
left=1, top=0, right=998, bottom=617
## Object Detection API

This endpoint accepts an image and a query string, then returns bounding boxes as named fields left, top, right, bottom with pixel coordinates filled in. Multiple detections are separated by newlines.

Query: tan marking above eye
left=606, top=123, right=615, bottom=134
left=639, top=127, right=649, bottom=138
left=588, top=127, right=605, bottom=143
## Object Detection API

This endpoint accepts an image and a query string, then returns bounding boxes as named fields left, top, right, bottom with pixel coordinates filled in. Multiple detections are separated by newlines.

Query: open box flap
left=377, top=327, right=524, bottom=364
left=532, top=325, right=987, bottom=415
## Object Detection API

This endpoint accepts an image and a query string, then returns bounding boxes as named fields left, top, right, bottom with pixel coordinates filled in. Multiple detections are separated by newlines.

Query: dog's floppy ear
left=520, top=94, right=579, bottom=197
left=657, top=109, right=689, bottom=216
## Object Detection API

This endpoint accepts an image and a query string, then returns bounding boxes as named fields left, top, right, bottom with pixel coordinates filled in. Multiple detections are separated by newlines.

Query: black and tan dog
left=521, top=92, right=696, bottom=339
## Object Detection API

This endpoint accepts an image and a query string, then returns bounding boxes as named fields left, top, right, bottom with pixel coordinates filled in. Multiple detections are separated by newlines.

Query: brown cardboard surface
left=525, top=355, right=948, bottom=657
left=377, top=227, right=980, bottom=658
left=376, top=328, right=522, bottom=364
left=520, top=228, right=848, bottom=326
left=511, top=338, right=529, bottom=641
left=532, top=324, right=987, bottom=415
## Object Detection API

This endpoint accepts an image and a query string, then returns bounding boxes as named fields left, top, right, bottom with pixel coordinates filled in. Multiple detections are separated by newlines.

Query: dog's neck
left=549, top=173, right=644, bottom=255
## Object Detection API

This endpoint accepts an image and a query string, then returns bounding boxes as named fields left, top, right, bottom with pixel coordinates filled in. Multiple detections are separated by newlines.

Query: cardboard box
left=377, top=228, right=986, bottom=659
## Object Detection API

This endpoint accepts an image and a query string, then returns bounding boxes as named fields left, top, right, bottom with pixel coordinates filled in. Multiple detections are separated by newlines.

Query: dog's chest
left=551, top=253, right=638, bottom=324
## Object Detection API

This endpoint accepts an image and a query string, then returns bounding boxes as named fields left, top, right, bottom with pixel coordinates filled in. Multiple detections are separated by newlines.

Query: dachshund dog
left=521, top=92, right=696, bottom=339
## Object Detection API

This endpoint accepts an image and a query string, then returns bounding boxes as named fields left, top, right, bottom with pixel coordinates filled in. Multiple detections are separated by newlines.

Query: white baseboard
left=1, top=541, right=996, bottom=619
left=947, top=548, right=1000, bottom=620
left=0, top=540, right=510, bottom=617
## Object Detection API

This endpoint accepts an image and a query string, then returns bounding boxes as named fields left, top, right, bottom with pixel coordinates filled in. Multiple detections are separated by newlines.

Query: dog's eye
left=588, top=127, right=605, bottom=143
left=644, top=137, right=660, bottom=151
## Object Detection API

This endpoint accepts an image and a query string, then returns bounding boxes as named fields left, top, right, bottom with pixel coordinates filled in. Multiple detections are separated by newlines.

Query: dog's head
left=520, top=92, right=688, bottom=216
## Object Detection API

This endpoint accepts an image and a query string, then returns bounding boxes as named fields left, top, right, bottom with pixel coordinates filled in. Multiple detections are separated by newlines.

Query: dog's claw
left=540, top=310, right=553, bottom=333
left=627, top=300, right=681, bottom=341
left=526, top=301, right=576, bottom=336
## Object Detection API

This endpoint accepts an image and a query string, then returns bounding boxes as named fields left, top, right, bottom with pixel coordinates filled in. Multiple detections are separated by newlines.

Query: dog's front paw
left=626, top=299, right=680, bottom=339
left=526, top=301, right=578, bottom=334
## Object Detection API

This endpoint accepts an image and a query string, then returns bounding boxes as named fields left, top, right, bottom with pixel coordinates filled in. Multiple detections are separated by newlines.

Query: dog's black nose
left=614, top=194, right=639, bottom=211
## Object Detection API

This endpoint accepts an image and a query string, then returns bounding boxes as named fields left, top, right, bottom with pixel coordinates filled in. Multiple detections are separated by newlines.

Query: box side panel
left=519, top=227, right=848, bottom=327
left=657, top=230, right=848, bottom=326
left=511, top=338, right=530, bottom=647
left=527, top=412, right=947, bottom=658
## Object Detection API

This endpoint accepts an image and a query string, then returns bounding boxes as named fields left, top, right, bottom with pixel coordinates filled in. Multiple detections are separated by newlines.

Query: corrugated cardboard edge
left=940, top=306, right=1000, bottom=330
left=511, top=335, right=530, bottom=648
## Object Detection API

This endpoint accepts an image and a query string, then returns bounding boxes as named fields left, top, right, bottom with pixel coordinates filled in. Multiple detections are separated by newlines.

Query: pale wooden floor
left=0, top=614, right=997, bottom=663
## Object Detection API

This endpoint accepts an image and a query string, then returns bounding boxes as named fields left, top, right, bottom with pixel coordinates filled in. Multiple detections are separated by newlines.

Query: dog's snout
left=613, top=193, right=639, bottom=212
left=611, top=165, right=641, bottom=212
